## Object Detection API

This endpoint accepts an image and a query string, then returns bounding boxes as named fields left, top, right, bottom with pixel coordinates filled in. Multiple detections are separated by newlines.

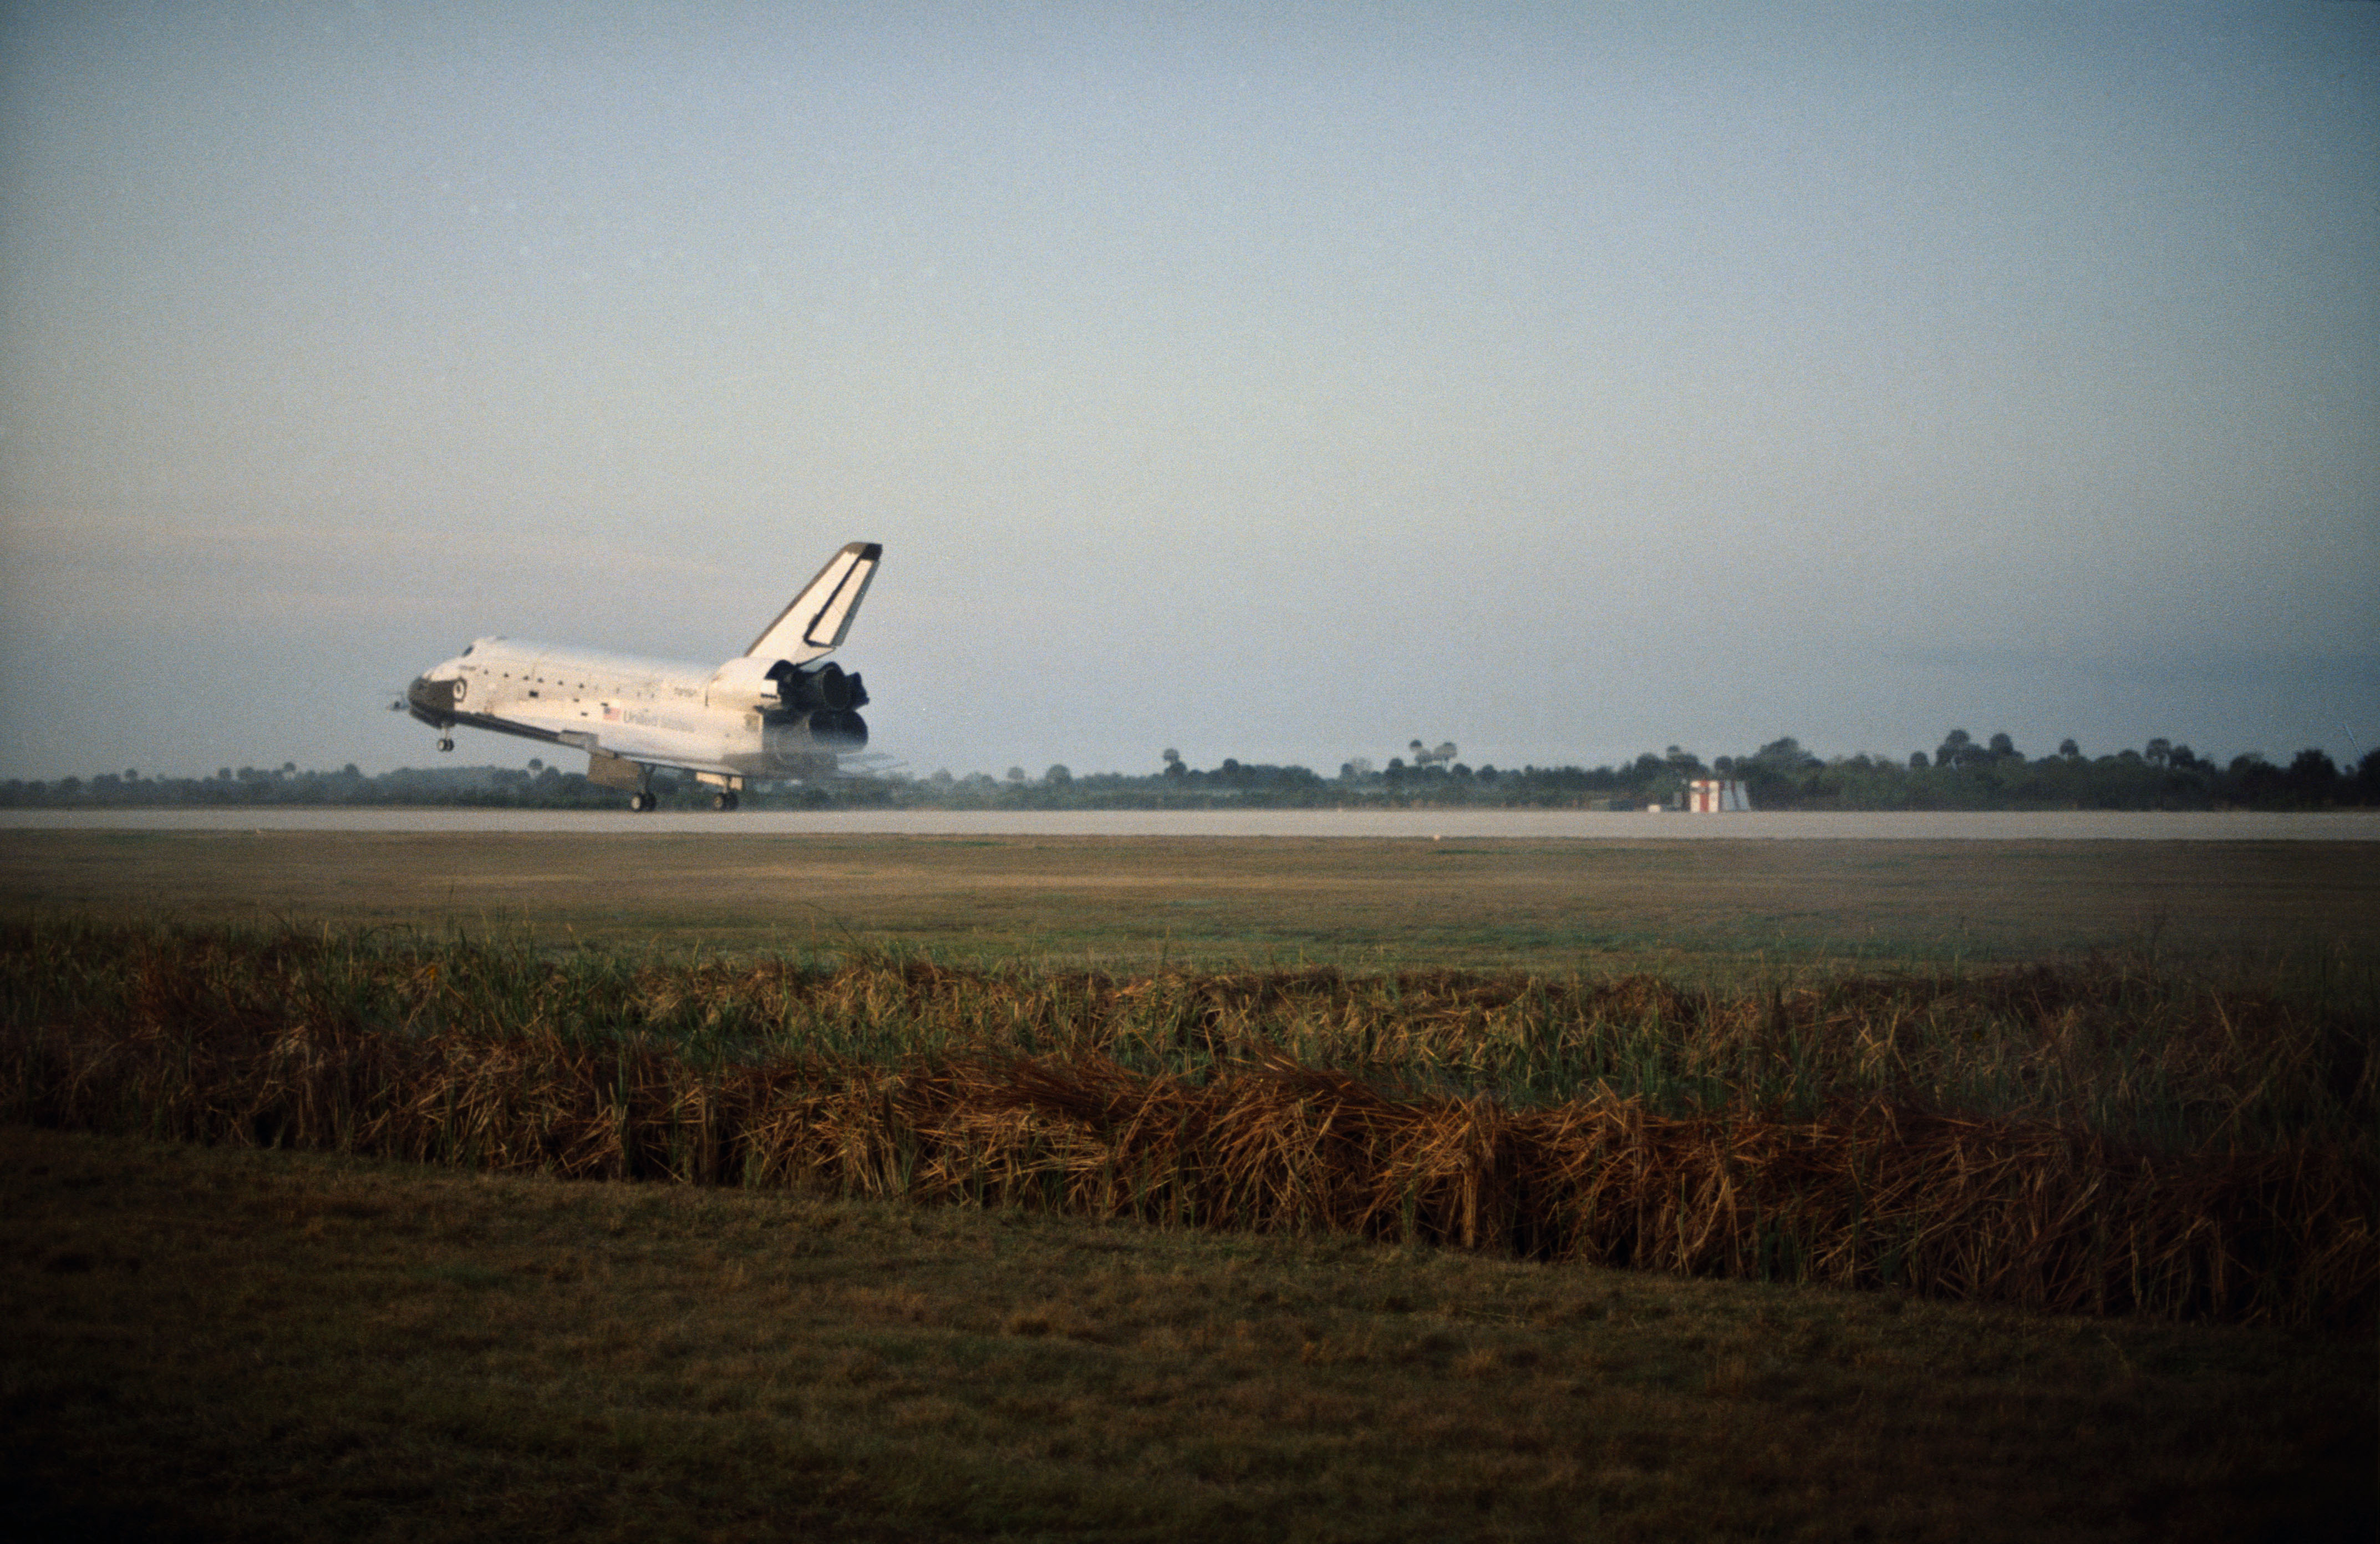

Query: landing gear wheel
left=712, top=791, right=740, bottom=811
left=436, top=737, right=455, bottom=753
left=628, top=791, right=655, bottom=812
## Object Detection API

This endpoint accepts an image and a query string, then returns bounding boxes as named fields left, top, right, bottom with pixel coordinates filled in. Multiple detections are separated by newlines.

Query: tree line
left=6, top=732, right=2377, bottom=811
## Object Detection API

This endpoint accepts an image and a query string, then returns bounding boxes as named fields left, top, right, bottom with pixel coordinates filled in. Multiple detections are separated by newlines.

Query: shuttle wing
left=556, top=727, right=740, bottom=780
left=745, top=541, right=882, bottom=664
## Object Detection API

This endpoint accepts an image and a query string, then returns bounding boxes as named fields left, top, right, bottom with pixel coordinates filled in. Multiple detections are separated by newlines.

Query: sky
left=2, top=2, right=2374, bottom=782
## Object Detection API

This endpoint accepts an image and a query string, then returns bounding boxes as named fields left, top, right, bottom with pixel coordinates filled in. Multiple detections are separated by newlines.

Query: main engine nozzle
left=709, top=657, right=871, bottom=714
left=785, top=661, right=852, bottom=713
left=786, top=661, right=863, bottom=712
left=763, top=709, right=868, bottom=764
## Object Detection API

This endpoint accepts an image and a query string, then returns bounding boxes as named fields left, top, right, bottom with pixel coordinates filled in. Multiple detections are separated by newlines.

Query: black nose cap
left=405, top=676, right=459, bottom=723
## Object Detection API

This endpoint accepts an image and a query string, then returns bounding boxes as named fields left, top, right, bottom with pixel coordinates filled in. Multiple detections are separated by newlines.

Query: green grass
left=4, top=831, right=2377, bottom=974
left=5, top=1126, right=2369, bottom=1543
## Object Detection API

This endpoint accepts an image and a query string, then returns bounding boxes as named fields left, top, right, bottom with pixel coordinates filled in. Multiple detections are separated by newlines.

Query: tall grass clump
left=2, top=915, right=2371, bottom=1327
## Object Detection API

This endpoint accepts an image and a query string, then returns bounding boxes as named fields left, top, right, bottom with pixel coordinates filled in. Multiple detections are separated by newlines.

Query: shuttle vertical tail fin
left=745, top=542, right=882, bottom=663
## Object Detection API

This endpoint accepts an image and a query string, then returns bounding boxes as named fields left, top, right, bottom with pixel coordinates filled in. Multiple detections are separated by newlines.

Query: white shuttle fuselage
left=403, top=541, right=880, bottom=811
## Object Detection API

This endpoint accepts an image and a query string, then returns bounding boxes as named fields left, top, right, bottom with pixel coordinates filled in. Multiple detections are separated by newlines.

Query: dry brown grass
left=6, top=919, right=2371, bottom=1328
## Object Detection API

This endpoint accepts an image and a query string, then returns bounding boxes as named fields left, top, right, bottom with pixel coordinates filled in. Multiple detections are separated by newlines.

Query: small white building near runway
left=1686, top=778, right=1751, bottom=812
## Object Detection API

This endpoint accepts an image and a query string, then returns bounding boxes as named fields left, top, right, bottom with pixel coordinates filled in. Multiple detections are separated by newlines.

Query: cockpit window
left=461, top=643, right=475, bottom=656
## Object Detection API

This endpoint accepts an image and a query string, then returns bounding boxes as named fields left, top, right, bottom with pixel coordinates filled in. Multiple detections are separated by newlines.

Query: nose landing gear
left=436, top=737, right=455, bottom=753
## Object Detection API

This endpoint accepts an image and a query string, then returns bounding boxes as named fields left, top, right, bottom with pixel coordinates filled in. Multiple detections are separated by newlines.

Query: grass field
left=5, top=1126, right=2370, bottom=1543
left=3, top=831, right=2374, bottom=1538
left=3, top=830, right=2376, bottom=973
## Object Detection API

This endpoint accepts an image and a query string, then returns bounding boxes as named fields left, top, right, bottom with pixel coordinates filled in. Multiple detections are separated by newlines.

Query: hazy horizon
left=4, top=3, right=2374, bottom=783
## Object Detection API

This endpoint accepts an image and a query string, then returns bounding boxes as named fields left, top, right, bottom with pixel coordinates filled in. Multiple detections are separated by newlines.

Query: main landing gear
left=436, top=737, right=454, bottom=753
left=619, top=778, right=740, bottom=812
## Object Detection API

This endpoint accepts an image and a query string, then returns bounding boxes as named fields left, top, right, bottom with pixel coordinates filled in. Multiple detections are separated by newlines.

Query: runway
left=3, top=807, right=2376, bottom=840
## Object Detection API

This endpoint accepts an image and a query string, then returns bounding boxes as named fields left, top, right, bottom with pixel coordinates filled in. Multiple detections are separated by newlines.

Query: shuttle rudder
left=745, top=541, right=882, bottom=663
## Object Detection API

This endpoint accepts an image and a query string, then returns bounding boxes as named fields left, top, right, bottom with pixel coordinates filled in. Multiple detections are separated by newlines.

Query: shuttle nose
left=405, top=675, right=460, bottom=723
